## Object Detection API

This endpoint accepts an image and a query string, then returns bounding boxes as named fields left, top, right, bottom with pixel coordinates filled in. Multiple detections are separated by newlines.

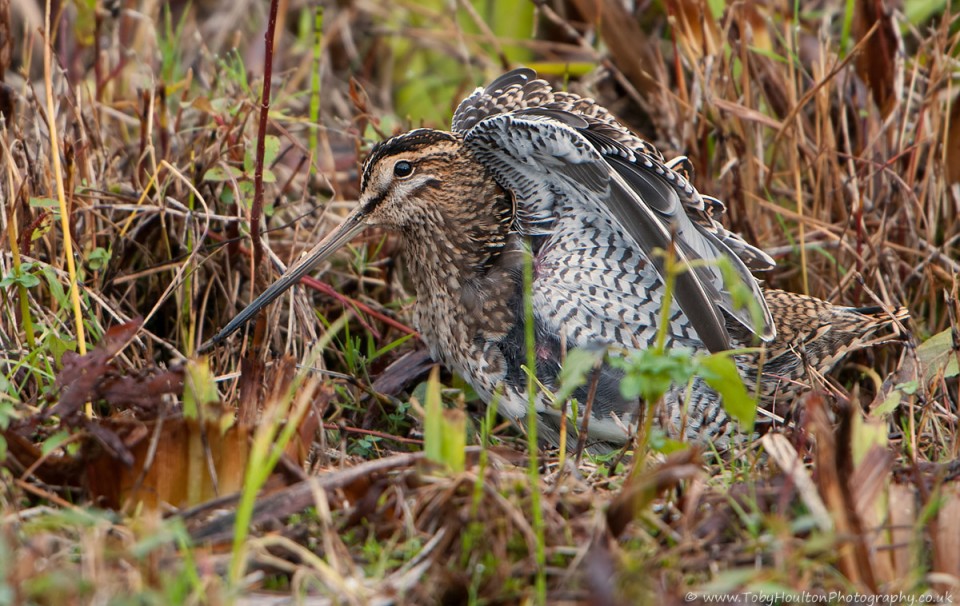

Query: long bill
left=199, top=209, right=367, bottom=353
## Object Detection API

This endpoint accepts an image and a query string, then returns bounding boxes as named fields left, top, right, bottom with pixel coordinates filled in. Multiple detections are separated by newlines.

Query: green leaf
left=905, top=0, right=947, bottom=25
left=263, top=135, right=281, bottom=167
left=648, top=428, right=688, bottom=455
left=0, top=377, right=10, bottom=403
left=183, top=359, right=219, bottom=420
left=440, top=410, right=466, bottom=473
left=614, top=348, right=695, bottom=404
left=706, top=0, right=725, bottom=20
left=219, top=187, right=236, bottom=205
left=417, top=368, right=466, bottom=472
left=203, top=165, right=244, bottom=182
left=698, top=353, right=756, bottom=432
left=872, top=389, right=901, bottom=418
left=899, top=380, right=919, bottom=395
left=31, top=217, right=53, bottom=241
left=917, top=329, right=960, bottom=383
left=748, top=45, right=789, bottom=64
left=237, top=181, right=256, bottom=208
left=717, top=256, right=767, bottom=337
left=423, top=366, right=445, bottom=467
left=244, top=135, right=280, bottom=175
left=40, top=266, right=70, bottom=309
left=554, top=347, right=605, bottom=403
left=0, top=269, right=40, bottom=289
left=851, top=412, right=887, bottom=468
left=872, top=380, right=919, bottom=418
left=28, top=197, right=61, bottom=210
left=40, top=430, right=73, bottom=457
left=46, top=332, right=77, bottom=368
left=86, top=247, right=112, bottom=271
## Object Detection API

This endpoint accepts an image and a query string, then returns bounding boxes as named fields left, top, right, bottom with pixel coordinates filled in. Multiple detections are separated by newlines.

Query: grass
left=1, top=0, right=959, bottom=603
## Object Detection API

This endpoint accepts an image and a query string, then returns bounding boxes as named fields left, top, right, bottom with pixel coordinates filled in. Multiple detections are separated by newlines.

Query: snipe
left=204, top=69, right=907, bottom=450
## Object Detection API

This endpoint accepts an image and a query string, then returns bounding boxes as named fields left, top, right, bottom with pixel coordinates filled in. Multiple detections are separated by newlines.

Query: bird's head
left=357, top=128, right=465, bottom=229
left=199, top=128, right=474, bottom=351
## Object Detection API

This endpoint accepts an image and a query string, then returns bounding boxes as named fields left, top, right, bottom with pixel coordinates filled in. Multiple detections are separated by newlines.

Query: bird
left=203, top=68, right=907, bottom=451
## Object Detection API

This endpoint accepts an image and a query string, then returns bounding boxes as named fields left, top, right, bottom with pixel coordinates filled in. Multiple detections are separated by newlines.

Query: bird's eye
left=393, top=161, right=414, bottom=178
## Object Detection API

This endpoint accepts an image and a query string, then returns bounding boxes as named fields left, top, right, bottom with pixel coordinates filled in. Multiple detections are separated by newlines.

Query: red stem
left=250, top=0, right=280, bottom=276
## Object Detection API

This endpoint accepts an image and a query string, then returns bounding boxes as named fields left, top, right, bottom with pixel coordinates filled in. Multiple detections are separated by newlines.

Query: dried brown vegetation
left=1, top=0, right=959, bottom=603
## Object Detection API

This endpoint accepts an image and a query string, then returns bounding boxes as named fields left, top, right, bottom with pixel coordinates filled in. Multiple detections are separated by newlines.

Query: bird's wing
left=452, top=68, right=540, bottom=133
left=453, top=69, right=775, bottom=273
left=567, top=115, right=776, bottom=340
left=453, top=68, right=660, bottom=156
left=571, top=116, right=777, bottom=273
left=465, top=111, right=775, bottom=352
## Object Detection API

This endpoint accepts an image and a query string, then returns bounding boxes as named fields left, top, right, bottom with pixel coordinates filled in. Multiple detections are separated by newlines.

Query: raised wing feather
left=453, top=68, right=662, bottom=159
left=465, top=110, right=775, bottom=352
left=453, top=68, right=776, bottom=273
left=468, top=113, right=727, bottom=352
left=452, top=68, right=539, bottom=133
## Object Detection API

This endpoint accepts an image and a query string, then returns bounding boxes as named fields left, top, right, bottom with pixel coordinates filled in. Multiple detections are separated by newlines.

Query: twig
left=250, top=0, right=280, bottom=279
left=189, top=451, right=427, bottom=544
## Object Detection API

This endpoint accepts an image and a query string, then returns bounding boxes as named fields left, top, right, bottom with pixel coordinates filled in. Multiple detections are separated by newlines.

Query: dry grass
left=1, top=0, right=959, bottom=603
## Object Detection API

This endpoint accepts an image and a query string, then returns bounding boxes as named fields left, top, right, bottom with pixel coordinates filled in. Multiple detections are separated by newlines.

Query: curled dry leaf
left=48, top=317, right=144, bottom=420
left=606, top=447, right=702, bottom=537
left=945, top=94, right=960, bottom=184
left=853, top=0, right=902, bottom=117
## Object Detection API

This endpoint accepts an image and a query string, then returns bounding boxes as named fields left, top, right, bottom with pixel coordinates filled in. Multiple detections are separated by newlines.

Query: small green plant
left=349, top=433, right=383, bottom=458
left=0, top=262, right=41, bottom=290
left=203, top=133, right=280, bottom=215
left=386, top=0, right=534, bottom=124
left=422, top=366, right=466, bottom=472
left=157, top=3, right=192, bottom=84
left=632, top=247, right=759, bottom=449
left=229, top=346, right=323, bottom=586
left=85, top=247, right=111, bottom=272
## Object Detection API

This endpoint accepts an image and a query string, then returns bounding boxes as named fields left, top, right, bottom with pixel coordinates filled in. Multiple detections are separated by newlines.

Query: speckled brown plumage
left=205, top=68, right=908, bottom=451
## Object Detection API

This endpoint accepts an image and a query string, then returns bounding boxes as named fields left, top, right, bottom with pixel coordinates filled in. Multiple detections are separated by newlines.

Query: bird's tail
left=759, top=288, right=909, bottom=379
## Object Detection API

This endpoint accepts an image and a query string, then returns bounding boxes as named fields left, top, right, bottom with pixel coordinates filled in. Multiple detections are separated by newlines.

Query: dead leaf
left=886, top=482, right=916, bottom=579
left=372, top=348, right=435, bottom=397
left=731, top=2, right=772, bottom=53
left=762, top=433, right=832, bottom=532
left=0, top=0, right=9, bottom=81
left=48, top=318, right=143, bottom=420
left=807, top=393, right=874, bottom=590
left=946, top=93, right=960, bottom=183
left=86, top=417, right=251, bottom=510
left=664, top=0, right=721, bottom=63
left=569, top=0, right=662, bottom=100
left=606, top=447, right=702, bottom=537
left=98, top=370, right=184, bottom=415
left=934, top=482, right=960, bottom=585
left=853, top=0, right=902, bottom=117
left=917, top=328, right=960, bottom=384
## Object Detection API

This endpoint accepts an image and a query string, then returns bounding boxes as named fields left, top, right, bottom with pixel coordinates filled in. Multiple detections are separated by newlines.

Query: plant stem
left=523, top=244, right=547, bottom=604
left=44, top=0, right=87, bottom=359
left=250, top=0, right=281, bottom=278
left=309, top=7, right=324, bottom=171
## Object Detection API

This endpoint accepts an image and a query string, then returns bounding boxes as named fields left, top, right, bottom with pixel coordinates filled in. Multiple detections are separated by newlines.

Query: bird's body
left=206, top=69, right=906, bottom=450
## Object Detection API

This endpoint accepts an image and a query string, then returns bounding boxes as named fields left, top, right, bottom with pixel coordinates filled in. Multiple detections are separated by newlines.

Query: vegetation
left=1, top=0, right=958, bottom=603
